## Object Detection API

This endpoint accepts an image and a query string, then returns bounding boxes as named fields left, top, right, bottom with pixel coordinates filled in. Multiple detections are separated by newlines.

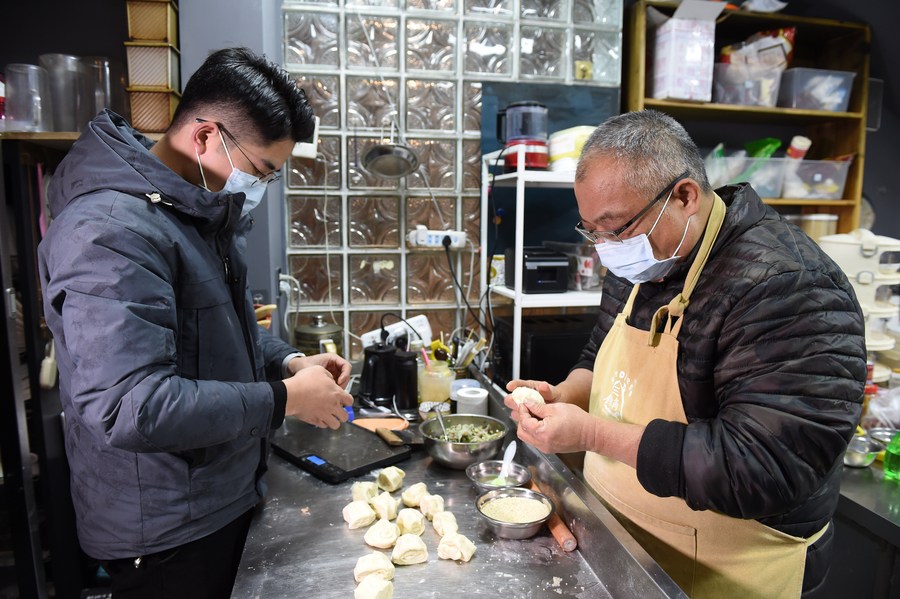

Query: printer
left=504, top=246, right=568, bottom=294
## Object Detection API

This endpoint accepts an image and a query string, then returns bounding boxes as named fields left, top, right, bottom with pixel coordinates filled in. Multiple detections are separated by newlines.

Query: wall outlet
left=406, top=225, right=467, bottom=249
left=360, top=314, right=433, bottom=349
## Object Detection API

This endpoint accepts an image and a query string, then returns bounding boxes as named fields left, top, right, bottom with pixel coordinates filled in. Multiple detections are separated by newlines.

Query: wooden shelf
left=642, top=99, right=864, bottom=126
left=0, top=131, right=162, bottom=150
left=628, top=0, right=870, bottom=233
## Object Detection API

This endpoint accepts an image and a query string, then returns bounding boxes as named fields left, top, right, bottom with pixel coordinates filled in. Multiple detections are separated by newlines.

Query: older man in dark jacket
left=505, top=110, right=866, bottom=599
left=39, top=48, right=352, bottom=598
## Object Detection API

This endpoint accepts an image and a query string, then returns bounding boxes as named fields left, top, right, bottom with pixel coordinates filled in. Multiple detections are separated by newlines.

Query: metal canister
left=293, top=314, right=343, bottom=356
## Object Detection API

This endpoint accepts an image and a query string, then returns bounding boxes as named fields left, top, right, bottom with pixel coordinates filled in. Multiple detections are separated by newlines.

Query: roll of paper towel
left=455, top=387, right=488, bottom=416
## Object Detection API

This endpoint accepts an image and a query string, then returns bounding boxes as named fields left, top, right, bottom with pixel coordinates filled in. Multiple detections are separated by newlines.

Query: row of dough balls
left=344, top=466, right=477, bottom=599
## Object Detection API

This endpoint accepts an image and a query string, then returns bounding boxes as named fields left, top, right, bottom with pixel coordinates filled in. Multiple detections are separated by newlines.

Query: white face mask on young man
left=593, top=189, right=692, bottom=284
left=196, top=129, right=267, bottom=216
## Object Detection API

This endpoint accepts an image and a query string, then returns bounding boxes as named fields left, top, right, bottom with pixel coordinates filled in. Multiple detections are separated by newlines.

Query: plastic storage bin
left=706, top=157, right=786, bottom=198
left=781, top=159, right=851, bottom=199
left=127, top=88, right=180, bottom=132
left=125, top=42, right=180, bottom=90
left=127, top=1, right=178, bottom=43
left=713, top=63, right=782, bottom=107
left=777, top=68, right=856, bottom=112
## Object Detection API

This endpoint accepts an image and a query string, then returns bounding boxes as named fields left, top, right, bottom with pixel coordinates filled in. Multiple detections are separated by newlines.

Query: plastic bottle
left=782, top=135, right=812, bottom=197
left=890, top=368, right=900, bottom=390
left=884, top=431, right=900, bottom=482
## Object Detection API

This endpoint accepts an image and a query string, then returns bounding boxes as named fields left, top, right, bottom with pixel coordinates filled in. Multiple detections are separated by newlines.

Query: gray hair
left=575, top=110, right=711, bottom=197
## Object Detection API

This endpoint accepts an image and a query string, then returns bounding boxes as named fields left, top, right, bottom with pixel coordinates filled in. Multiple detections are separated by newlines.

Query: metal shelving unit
left=480, top=145, right=602, bottom=380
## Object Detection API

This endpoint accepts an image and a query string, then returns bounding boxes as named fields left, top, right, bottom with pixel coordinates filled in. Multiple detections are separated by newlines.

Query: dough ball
left=364, top=518, right=400, bottom=549
left=391, top=533, right=429, bottom=565
left=437, top=532, right=476, bottom=562
left=419, top=493, right=445, bottom=521
left=431, top=511, right=458, bottom=537
left=377, top=466, right=405, bottom=492
left=511, top=386, right=545, bottom=405
left=396, top=508, right=426, bottom=536
left=354, top=574, right=393, bottom=599
left=352, top=481, right=379, bottom=503
left=370, top=491, right=401, bottom=521
left=353, top=551, right=395, bottom=583
left=401, top=482, right=428, bottom=507
left=343, top=500, right=377, bottom=530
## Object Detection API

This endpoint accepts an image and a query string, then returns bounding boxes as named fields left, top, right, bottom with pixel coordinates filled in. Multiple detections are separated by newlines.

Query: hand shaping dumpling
left=431, top=511, right=458, bottom=537
left=354, top=574, right=394, bottom=599
left=343, top=500, right=377, bottom=530
left=364, top=518, right=400, bottom=549
left=396, top=508, right=426, bottom=536
left=401, top=482, right=428, bottom=507
left=377, top=466, right=405, bottom=492
left=511, top=386, right=545, bottom=405
left=370, top=491, right=401, bottom=521
left=391, top=533, right=429, bottom=565
left=353, top=551, right=395, bottom=583
left=437, top=532, right=477, bottom=563
left=352, top=481, right=379, bottom=503
left=419, top=493, right=445, bottom=521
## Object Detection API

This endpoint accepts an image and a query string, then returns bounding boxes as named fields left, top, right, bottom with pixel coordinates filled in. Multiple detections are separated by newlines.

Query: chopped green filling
left=438, top=423, right=503, bottom=443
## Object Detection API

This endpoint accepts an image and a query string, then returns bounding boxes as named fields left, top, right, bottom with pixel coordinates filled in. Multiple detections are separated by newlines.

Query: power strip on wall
left=359, top=314, right=433, bottom=349
left=406, top=225, right=467, bottom=249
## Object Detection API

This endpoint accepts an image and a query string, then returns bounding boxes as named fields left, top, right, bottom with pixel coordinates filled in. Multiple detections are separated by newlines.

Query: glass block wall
left=281, top=0, right=622, bottom=358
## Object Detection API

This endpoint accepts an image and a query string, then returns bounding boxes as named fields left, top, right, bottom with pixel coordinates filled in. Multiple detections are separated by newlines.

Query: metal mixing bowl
left=867, top=427, right=898, bottom=447
left=419, top=414, right=507, bottom=470
left=844, top=435, right=880, bottom=468
left=465, top=460, right=532, bottom=493
left=476, top=487, right=555, bottom=539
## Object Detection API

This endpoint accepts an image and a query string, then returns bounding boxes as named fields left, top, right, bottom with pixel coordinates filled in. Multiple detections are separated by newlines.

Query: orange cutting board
left=352, top=418, right=410, bottom=432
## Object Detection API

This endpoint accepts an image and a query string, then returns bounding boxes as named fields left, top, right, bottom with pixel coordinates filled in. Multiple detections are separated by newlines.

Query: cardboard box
left=651, top=1, right=725, bottom=102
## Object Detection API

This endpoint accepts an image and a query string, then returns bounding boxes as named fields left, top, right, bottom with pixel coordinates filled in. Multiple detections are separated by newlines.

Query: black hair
left=169, top=47, right=314, bottom=143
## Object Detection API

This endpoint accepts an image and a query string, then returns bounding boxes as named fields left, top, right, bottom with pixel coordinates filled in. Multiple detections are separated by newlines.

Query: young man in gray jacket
left=38, top=48, right=351, bottom=598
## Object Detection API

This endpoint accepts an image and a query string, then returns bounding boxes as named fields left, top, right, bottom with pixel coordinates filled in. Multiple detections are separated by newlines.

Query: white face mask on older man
left=593, top=188, right=692, bottom=284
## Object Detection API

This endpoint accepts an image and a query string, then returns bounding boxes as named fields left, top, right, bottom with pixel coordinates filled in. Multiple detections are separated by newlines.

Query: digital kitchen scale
left=271, top=417, right=411, bottom=484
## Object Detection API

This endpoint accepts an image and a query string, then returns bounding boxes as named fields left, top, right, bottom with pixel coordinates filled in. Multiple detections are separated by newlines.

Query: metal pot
left=293, top=314, right=343, bottom=356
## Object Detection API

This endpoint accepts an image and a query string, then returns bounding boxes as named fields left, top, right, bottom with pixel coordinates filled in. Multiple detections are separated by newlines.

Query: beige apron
left=583, top=195, right=827, bottom=599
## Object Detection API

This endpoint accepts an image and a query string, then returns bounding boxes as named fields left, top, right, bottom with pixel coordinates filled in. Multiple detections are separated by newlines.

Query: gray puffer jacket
left=38, top=110, right=297, bottom=559
left=573, top=184, right=866, bottom=589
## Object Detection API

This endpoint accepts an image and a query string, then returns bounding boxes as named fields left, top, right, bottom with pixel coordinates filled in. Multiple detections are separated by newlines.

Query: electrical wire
left=481, top=147, right=509, bottom=337
left=379, top=312, right=425, bottom=344
left=443, top=243, right=487, bottom=331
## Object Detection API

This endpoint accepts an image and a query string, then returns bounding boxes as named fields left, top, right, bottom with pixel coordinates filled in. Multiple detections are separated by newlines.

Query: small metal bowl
left=476, top=487, right=555, bottom=540
left=465, top=460, right=532, bottom=493
left=419, top=414, right=507, bottom=470
left=867, top=427, right=898, bottom=447
left=844, top=435, right=880, bottom=468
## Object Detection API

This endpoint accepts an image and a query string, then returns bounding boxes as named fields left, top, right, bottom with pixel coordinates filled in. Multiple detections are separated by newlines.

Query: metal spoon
left=432, top=404, right=448, bottom=438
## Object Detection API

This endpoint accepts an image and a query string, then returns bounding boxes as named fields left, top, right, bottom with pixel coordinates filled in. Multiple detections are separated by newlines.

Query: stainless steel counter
left=838, top=462, right=900, bottom=547
left=232, top=377, right=686, bottom=599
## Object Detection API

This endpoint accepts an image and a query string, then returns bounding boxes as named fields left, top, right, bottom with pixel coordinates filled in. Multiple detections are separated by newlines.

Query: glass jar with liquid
left=418, top=360, right=454, bottom=406
left=884, top=431, right=900, bottom=482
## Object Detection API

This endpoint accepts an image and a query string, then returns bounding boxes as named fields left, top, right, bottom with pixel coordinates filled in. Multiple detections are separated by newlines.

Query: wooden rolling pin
left=530, top=480, right=577, bottom=552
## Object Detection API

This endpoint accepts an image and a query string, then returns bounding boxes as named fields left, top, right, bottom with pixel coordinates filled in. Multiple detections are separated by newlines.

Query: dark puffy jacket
left=574, top=184, right=866, bottom=587
left=38, top=111, right=297, bottom=559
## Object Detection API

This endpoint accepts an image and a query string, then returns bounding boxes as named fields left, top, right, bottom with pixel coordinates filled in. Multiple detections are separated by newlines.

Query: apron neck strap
left=648, top=193, right=727, bottom=341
